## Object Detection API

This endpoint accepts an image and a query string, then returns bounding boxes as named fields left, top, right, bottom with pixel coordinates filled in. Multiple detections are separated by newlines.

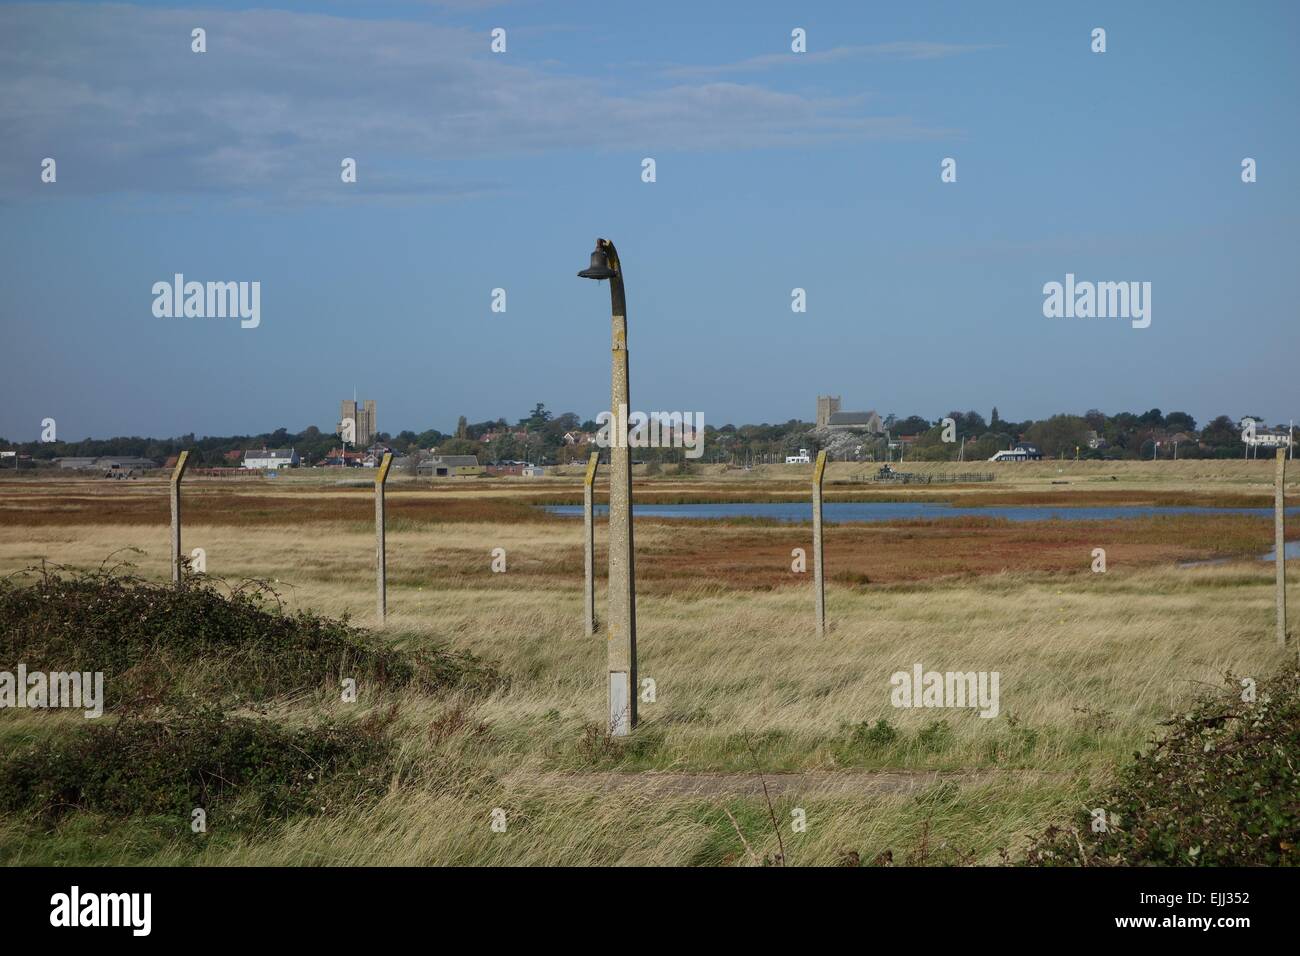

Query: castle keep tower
left=816, top=395, right=841, bottom=427
left=340, top=399, right=377, bottom=447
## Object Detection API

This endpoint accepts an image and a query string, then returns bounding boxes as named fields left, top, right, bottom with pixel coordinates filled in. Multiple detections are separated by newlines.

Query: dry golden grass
left=0, top=468, right=1294, bottom=865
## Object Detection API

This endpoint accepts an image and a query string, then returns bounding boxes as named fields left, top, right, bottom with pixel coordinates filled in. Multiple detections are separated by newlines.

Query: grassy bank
left=1, top=556, right=1292, bottom=864
left=0, top=473, right=1294, bottom=865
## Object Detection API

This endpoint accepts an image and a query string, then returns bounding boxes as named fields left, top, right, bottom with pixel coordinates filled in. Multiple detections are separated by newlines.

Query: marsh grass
left=0, top=470, right=1294, bottom=865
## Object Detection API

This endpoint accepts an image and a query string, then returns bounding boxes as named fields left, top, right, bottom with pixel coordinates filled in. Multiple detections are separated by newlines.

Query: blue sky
left=1, top=0, right=1297, bottom=441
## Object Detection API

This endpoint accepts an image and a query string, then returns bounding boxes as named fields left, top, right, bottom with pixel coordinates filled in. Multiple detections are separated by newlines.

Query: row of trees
left=0, top=425, right=443, bottom=468
left=426, top=404, right=597, bottom=464
left=819, top=408, right=1280, bottom=462
left=692, top=408, right=1286, bottom=464
left=2, top=405, right=1287, bottom=467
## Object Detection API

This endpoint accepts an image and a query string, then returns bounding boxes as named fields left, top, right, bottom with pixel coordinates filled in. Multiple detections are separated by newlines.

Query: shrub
left=0, top=708, right=394, bottom=829
left=0, top=565, right=502, bottom=708
left=850, top=718, right=899, bottom=750
left=1023, top=668, right=1300, bottom=866
left=915, top=719, right=953, bottom=752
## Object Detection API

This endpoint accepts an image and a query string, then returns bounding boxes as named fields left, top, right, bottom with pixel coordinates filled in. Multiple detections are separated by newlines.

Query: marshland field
left=0, top=458, right=1295, bottom=866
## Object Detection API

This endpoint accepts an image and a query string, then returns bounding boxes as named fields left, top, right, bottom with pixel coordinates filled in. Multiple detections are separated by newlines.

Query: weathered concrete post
left=606, top=272, right=637, bottom=736
left=577, top=238, right=636, bottom=736
left=813, top=449, right=827, bottom=637
left=375, top=452, right=393, bottom=624
left=170, top=450, right=190, bottom=586
left=1276, top=447, right=1287, bottom=648
left=584, top=450, right=600, bottom=637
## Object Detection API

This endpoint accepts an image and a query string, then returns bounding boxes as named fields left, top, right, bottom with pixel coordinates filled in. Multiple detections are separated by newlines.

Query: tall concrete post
left=813, top=449, right=827, bottom=637
left=1276, top=447, right=1287, bottom=648
left=578, top=238, right=636, bottom=736
left=607, top=283, right=637, bottom=735
left=583, top=451, right=600, bottom=637
left=375, top=452, right=393, bottom=624
left=170, top=450, right=190, bottom=586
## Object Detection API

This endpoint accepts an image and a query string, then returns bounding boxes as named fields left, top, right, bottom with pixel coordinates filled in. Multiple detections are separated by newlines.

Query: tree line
left=1, top=404, right=1286, bottom=466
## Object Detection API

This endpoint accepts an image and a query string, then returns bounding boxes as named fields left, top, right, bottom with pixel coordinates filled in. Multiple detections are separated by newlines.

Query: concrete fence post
left=170, top=450, right=190, bottom=586
left=1277, top=447, right=1288, bottom=648
left=576, top=237, right=635, bottom=736
left=813, top=449, right=827, bottom=637
left=608, top=312, right=637, bottom=737
left=584, top=451, right=599, bottom=637
left=376, top=452, right=393, bottom=624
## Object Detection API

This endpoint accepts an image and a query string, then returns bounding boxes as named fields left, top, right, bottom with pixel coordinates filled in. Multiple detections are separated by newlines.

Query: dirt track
left=504, top=769, right=1069, bottom=797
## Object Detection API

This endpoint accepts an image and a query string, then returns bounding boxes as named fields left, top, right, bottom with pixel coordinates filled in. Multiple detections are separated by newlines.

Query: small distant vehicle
left=874, top=464, right=920, bottom=483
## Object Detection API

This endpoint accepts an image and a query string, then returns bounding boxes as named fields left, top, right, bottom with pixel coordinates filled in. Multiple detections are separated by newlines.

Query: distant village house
left=242, top=448, right=299, bottom=470
left=420, top=455, right=485, bottom=478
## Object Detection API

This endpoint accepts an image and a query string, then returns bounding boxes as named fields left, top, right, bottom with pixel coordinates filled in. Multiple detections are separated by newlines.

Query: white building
left=1244, top=427, right=1291, bottom=449
left=242, top=448, right=299, bottom=470
left=785, top=448, right=811, bottom=464
left=988, top=443, right=1044, bottom=463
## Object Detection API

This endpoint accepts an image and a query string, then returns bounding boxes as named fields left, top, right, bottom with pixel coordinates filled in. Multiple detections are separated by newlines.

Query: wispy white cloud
left=0, top=4, right=954, bottom=202
left=663, top=41, right=999, bottom=77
